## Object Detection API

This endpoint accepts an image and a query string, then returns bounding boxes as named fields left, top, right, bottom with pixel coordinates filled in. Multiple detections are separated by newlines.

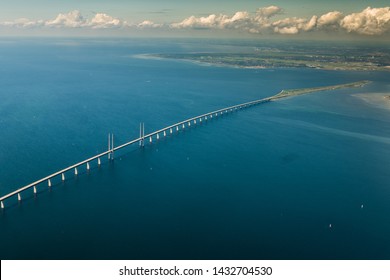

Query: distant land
left=148, top=46, right=390, bottom=71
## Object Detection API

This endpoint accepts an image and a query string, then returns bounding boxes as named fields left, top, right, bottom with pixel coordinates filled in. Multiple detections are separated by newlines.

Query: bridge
left=0, top=96, right=273, bottom=209
left=0, top=80, right=371, bottom=209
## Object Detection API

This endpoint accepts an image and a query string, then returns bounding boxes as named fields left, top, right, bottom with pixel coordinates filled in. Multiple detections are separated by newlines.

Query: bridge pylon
left=139, top=123, right=145, bottom=147
left=108, top=133, right=114, bottom=160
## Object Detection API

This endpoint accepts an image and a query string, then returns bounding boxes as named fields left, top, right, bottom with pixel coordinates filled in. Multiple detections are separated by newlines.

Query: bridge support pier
left=33, top=186, right=37, bottom=194
left=108, top=133, right=111, bottom=159
left=170, top=128, right=173, bottom=134
left=164, top=131, right=166, bottom=137
left=98, top=158, right=101, bottom=166
left=176, top=126, right=179, bottom=131
left=18, top=193, right=21, bottom=201
left=87, top=162, right=90, bottom=171
left=1, top=201, right=4, bottom=209
left=62, top=173, right=65, bottom=181
left=139, top=123, right=145, bottom=147
left=108, top=133, right=114, bottom=160
left=182, top=124, right=185, bottom=129
left=75, top=167, right=78, bottom=176
left=48, top=179, right=52, bottom=187
left=157, top=133, right=159, bottom=140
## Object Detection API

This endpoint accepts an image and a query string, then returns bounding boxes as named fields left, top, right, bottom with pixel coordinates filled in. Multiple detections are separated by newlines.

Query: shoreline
left=141, top=53, right=390, bottom=72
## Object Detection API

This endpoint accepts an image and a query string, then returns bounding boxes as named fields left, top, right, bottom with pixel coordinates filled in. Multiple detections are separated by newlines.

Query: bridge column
left=188, top=122, right=191, bottom=127
left=18, top=193, right=21, bottom=201
left=176, top=126, right=179, bottom=131
left=164, top=131, right=166, bottom=137
left=108, top=133, right=111, bottom=159
left=149, top=136, right=152, bottom=143
left=75, top=167, right=78, bottom=175
left=170, top=128, right=173, bottom=134
left=111, top=134, right=114, bottom=160
left=157, top=133, right=159, bottom=140
left=1, top=201, right=4, bottom=209
left=87, top=162, right=90, bottom=171
left=33, top=186, right=37, bottom=194
left=98, top=158, right=101, bottom=166
left=210, top=114, right=213, bottom=119
left=48, top=179, right=52, bottom=187
left=200, top=117, right=202, bottom=122
left=182, top=124, right=185, bottom=129
left=139, top=123, right=145, bottom=147
left=194, top=119, right=196, bottom=124
left=62, top=173, right=65, bottom=181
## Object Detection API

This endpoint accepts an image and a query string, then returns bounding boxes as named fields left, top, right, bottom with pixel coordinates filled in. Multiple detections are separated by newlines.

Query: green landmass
left=150, top=47, right=390, bottom=71
left=270, top=80, right=371, bottom=100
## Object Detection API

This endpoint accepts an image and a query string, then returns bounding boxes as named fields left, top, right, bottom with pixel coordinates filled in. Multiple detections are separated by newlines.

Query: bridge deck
left=0, top=96, right=271, bottom=205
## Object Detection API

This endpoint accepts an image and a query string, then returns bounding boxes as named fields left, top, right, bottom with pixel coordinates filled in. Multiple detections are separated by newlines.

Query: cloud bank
left=1, top=6, right=390, bottom=36
left=170, top=6, right=390, bottom=36
left=2, top=10, right=129, bottom=29
left=340, top=7, right=390, bottom=35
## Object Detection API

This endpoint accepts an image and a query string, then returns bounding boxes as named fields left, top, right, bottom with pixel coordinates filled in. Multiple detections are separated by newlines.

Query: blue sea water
left=0, top=38, right=389, bottom=259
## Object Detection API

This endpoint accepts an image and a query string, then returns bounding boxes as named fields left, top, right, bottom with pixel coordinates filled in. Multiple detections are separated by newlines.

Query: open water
left=0, top=38, right=389, bottom=259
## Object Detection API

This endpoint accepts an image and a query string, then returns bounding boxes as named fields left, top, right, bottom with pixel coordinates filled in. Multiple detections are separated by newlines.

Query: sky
left=0, top=0, right=389, bottom=38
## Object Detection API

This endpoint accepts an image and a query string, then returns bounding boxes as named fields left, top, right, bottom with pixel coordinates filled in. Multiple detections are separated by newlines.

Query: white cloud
left=274, top=26, right=299, bottom=35
left=170, top=5, right=316, bottom=35
left=89, top=13, right=127, bottom=28
left=171, top=14, right=224, bottom=29
left=272, top=16, right=317, bottom=34
left=1, top=10, right=128, bottom=30
left=256, top=6, right=282, bottom=18
left=170, top=6, right=280, bottom=32
left=305, top=16, right=318, bottom=31
left=45, top=10, right=86, bottom=28
left=137, top=20, right=163, bottom=28
left=340, top=7, right=390, bottom=35
left=317, top=11, right=344, bottom=27
left=2, top=18, right=44, bottom=28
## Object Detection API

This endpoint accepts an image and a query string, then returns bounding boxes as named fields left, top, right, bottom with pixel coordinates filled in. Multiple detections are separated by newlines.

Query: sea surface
left=0, top=38, right=389, bottom=259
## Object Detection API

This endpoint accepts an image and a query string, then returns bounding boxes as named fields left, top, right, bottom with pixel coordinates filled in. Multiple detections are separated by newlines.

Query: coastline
left=140, top=53, right=390, bottom=72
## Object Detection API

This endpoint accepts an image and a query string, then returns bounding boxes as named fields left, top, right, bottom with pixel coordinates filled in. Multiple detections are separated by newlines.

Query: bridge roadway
left=0, top=96, right=272, bottom=208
